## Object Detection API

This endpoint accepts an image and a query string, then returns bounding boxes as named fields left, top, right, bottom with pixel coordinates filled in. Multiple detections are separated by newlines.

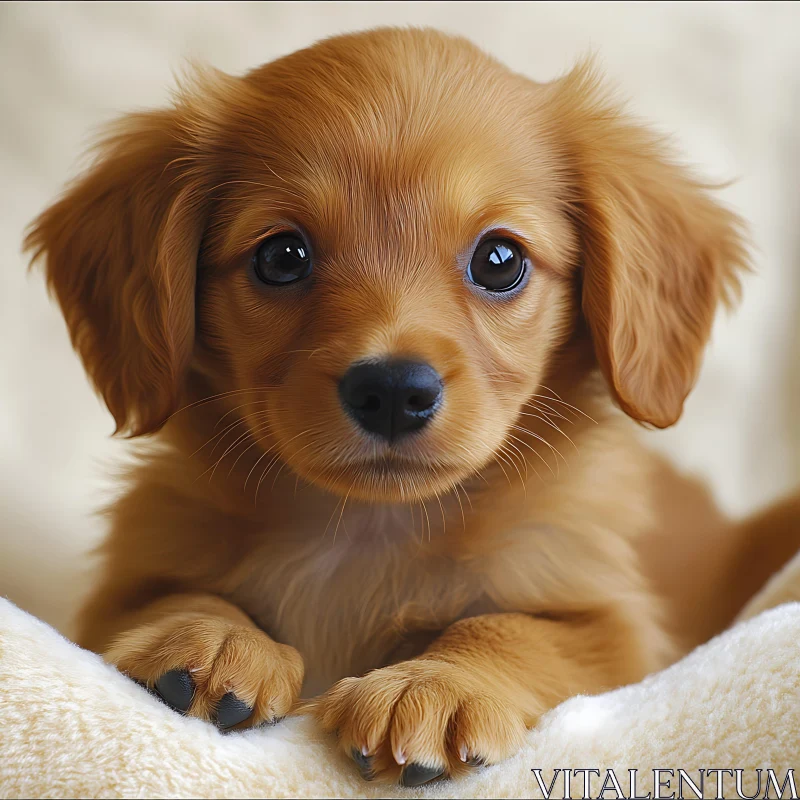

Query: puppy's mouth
left=350, top=454, right=442, bottom=478
left=300, top=451, right=468, bottom=503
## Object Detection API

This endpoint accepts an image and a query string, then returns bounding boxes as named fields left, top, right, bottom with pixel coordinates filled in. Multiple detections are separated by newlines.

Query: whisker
left=245, top=446, right=278, bottom=496
left=527, top=399, right=574, bottom=425
left=210, top=424, right=264, bottom=480
left=511, top=422, right=568, bottom=467
left=247, top=425, right=321, bottom=499
left=407, top=502, right=420, bottom=546
left=256, top=431, right=325, bottom=499
left=503, top=437, right=530, bottom=480
left=214, top=399, right=271, bottom=431
left=189, top=414, right=253, bottom=458
left=270, top=457, right=292, bottom=491
left=452, top=443, right=492, bottom=487
left=455, top=481, right=474, bottom=512
left=421, top=500, right=432, bottom=545
left=228, top=420, right=275, bottom=474
left=322, top=492, right=347, bottom=543
left=491, top=448, right=514, bottom=490
left=518, top=410, right=580, bottom=453
left=511, top=424, right=569, bottom=475
left=167, top=386, right=277, bottom=422
left=535, top=388, right=597, bottom=423
left=499, top=442, right=527, bottom=495
left=210, top=412, right=267, bottom=458
left=196, top=422, right=264, bottom=483
left=332, top=486, right=353, bottom=545
left=435, top=493, right=447, bottom=539
left=255, top=450, right=291, bottom=503
left=453, top=483, right=467, bottom=530
left=505, top=431, right=548, bottom=481
left=209, top=415, right=284, bottom=482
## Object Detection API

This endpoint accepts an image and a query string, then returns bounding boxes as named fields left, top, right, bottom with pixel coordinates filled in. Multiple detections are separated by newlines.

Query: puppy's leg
left=314, top=609, right=661, bottom=785
left=97, top=593, right=303, bottom=729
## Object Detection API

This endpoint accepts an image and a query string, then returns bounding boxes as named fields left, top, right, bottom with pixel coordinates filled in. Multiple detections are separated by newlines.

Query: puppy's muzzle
left=338, top=359, right=443, bottom=442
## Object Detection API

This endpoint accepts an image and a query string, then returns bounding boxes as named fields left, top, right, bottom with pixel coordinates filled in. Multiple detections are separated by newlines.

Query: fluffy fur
left=25, top=27, right=783, bottom=785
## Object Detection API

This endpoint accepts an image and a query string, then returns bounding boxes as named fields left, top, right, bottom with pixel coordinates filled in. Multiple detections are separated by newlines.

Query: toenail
left=351, top=747, right=374, bottom=780
left=400, top=763, right=445, bottom=787
left=214, top=692, right=253, bottom=729
left=154, top=669, right=194, bottom=713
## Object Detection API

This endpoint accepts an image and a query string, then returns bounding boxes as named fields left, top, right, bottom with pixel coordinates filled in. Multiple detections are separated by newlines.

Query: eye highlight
left=467, top=238, right=527, bottom=293
left=253, top=233, right=312, bottom=285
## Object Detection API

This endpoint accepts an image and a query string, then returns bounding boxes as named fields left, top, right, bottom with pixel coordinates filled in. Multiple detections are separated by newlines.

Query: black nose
left=338, top=359, right=443, bottom=442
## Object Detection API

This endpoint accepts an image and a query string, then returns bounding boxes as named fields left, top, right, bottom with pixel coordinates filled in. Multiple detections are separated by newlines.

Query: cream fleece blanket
left=1, top=556, right=799, bottom=800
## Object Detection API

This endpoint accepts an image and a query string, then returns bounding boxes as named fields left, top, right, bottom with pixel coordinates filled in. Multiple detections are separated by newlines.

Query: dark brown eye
left=467, top=238, right=526, bottom=292
left=253, top=233, right=312, bottom=285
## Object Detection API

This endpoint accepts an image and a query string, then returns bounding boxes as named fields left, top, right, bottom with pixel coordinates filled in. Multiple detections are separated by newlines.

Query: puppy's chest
left=230, top=505, right=487, bottom=696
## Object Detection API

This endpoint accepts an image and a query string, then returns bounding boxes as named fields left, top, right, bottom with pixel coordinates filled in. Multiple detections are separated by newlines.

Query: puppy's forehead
left=247, top=29, right=529, bottom=158
left=215, top=30, right=567, bottom=263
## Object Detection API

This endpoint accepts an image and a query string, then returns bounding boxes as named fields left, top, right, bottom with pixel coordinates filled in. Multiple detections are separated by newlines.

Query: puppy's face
left=27, top=29, right=748, bottom=503
left=196, top=43, right=578, bottom=501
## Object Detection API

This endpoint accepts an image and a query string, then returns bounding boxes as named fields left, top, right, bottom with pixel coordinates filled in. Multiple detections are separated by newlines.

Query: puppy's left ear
left=551, top=63, right=750, bottom=428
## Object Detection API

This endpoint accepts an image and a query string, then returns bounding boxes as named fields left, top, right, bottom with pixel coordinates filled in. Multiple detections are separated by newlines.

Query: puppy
left=27, top=27, right=757, bottom=786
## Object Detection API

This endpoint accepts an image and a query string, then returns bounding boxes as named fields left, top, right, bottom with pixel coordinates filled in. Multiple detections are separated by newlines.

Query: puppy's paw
left=105, top=614, right=303, bottom=730
left=312, top=659, right=527, bottom=785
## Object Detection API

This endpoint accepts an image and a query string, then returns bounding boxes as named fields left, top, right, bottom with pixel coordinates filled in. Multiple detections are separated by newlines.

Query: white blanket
left=1, top=553, right=798, bottom=799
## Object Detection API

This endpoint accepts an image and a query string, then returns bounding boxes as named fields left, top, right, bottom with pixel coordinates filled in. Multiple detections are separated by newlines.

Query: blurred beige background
left=1, top=1, right=799, bottom=636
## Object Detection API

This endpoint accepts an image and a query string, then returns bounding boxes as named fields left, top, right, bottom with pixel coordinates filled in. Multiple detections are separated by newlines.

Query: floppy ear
left=25, top=109, right=207, bottom=436
left=551, top=63, right=750, bottom=428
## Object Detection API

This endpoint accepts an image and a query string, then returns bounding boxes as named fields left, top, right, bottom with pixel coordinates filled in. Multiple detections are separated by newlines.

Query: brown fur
left=26, top=28, right=789, bottom=783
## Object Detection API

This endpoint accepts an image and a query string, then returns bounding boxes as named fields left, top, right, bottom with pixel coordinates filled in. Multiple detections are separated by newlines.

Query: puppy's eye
left=467, top=238, right=526, bottom=292
left=253, top=234, right=312, bottom=285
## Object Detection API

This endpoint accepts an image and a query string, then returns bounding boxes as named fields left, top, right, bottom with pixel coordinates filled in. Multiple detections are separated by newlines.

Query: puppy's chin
left=277, top=451, right=476, bottom=504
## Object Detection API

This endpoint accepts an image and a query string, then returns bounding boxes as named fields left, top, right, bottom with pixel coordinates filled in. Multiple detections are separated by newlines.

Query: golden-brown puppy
left=27, top=27, right=775, bottom=786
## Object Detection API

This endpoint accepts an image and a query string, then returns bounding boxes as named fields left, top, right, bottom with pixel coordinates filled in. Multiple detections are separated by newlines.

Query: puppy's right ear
left=25, top=108, right=207, bottom=436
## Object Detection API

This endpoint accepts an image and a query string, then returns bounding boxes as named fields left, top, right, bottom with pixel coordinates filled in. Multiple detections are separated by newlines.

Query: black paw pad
left=400, top=763, right=445, bottom=787
left=351, top=748, right=374, bottom=780
left=214, top=692, right=253, bottom=730
left=154, top=669, right=194, bottom=713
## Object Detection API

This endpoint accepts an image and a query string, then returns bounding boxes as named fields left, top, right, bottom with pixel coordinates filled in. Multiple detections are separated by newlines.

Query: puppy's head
left=27, top=29, right=748, bottom=502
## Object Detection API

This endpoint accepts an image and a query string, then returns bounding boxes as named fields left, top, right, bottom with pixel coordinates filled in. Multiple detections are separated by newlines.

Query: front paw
left=105, top=615, right=303, bottom=730
left=312, top=659, right=527, bottom=785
